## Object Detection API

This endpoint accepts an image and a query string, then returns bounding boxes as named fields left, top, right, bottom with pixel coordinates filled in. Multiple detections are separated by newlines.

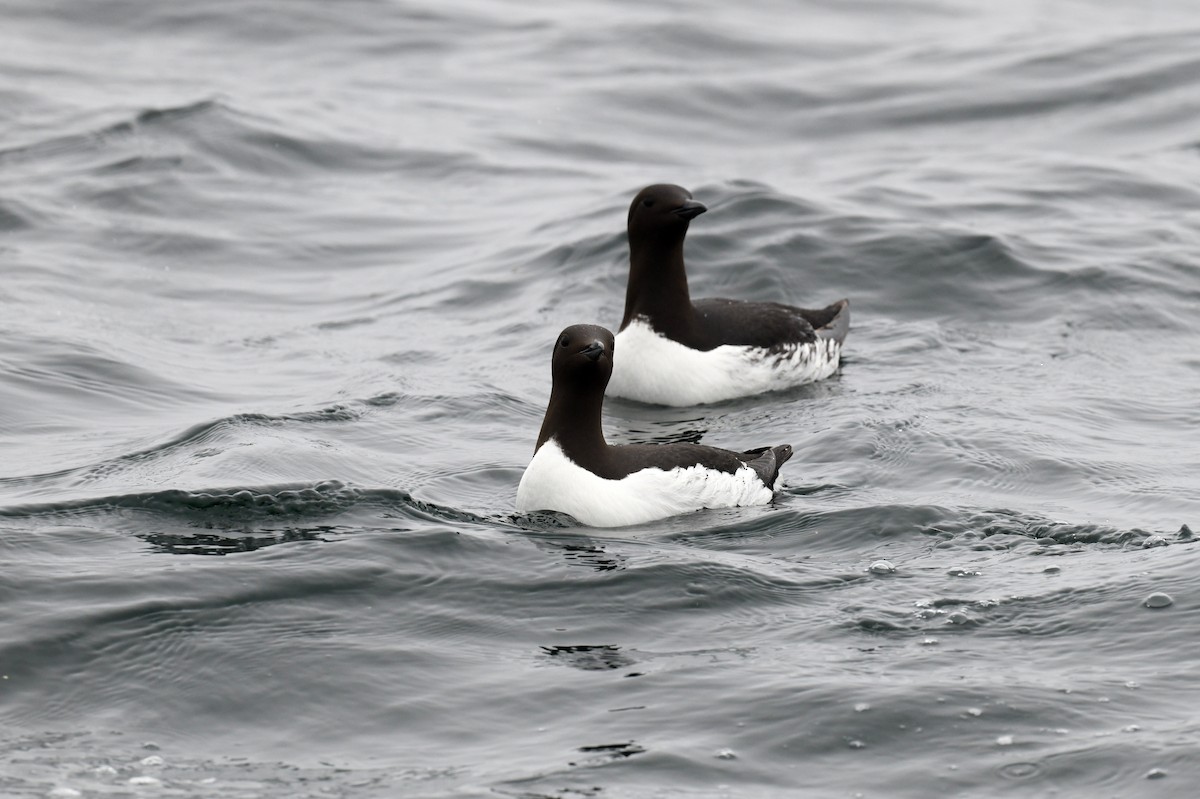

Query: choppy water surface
left=3, top=1, right=1200, bottom=796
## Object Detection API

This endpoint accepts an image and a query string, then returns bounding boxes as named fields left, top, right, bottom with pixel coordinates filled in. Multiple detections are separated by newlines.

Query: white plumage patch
left=606, top=318, right=842, bottom=406
left=515, top=439, right=774, bottom=527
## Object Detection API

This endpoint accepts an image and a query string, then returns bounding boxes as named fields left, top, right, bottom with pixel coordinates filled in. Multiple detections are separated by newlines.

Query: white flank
left=607, top=318, right=841, bottom=406
left=516, top=439, right=774, bottom=527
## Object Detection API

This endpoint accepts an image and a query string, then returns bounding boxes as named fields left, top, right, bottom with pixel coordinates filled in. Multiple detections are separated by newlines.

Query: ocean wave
left=0, top=479, right=490, bottom=532
left=0, top=730, right=446, bottom=799
left=0, top=395, right=400, bottom=488
left=660, top=503, right=1193, bottom=555
left=0, top=98, right=429, bottom=179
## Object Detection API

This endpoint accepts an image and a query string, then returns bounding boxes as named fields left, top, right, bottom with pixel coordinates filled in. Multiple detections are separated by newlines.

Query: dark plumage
left=621, top=183, right=849, bottom=350
left=607, top=183, right=850, bottom=405
left=534, top=324, right=792, bottom=485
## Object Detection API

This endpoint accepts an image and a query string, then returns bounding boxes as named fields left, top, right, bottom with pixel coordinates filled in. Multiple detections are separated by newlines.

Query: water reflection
left=137, top=525, right=337, bottom=556
left=539, top=644, right=635, bottom=671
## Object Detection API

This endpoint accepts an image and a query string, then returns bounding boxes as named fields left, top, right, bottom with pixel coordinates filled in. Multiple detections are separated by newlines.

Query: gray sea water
left=3, top=1, right=1200, bottom=796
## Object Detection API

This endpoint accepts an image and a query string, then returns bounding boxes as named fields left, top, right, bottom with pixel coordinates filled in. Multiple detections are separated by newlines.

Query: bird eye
left=642, top=198, right=655, bottom=208
left=558, top=335, right=569, bottom=348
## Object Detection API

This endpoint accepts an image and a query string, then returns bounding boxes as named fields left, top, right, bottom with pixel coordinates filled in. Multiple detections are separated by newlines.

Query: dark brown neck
left=620, top=234, right=696, bottom=336
left=535, top=381, right=608, bottom=466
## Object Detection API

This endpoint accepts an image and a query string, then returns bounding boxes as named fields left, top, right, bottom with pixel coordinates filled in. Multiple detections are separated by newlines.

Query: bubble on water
left=854, top=702, right=871, bottom=713
left=47, top=789, right=82, bottom=799
left=93, top=765, right=118, bottom=777
left=869, top=560, right=896, bottom=574
left=1125, top=681, right=1140, bottom=689
left=922, top=637, right=939, bottom=645
left=1142, top=535, right=1168, bottom=548
left=847, top=739, right=866, bottom=749
left=140, top=755, right=164, bottom=767
left=715, top=748, right=737, bottom=760
left=1042, top=565, right=1061, bottom=574
left=996, top=735, right=1014, bottom=746
left=1097, top=696, right=1110, bottom=703
left=1146, top=768, right=1168, bottom=780
left=998, top=762, right=1040, bottom=779
left=1144, top=592, right=1173, bottom=609
left=128, top=776, right=161, bottom=786
left=141, top=742, right=160, bottom=752
left=965, top=707, right=983, bottom=717
left=947, top=567, right=979, bottom=577
left=946, top=611, right=971, bottom=626
left=1123, top=724, right=1141, bottom=733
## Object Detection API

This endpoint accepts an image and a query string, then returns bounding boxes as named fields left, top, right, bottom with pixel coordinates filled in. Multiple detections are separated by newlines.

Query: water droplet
left=869, top=560, right=895, bottom=574
left=1144, top=592, right=1173, bottom=609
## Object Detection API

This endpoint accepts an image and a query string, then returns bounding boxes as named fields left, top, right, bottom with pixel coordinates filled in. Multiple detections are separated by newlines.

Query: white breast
left=606, top=318, right=841, bottom=406
left=515, top=439, right=774, bottom=527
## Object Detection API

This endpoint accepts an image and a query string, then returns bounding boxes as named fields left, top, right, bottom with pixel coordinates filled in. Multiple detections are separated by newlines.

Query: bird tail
left=811, top=299, right=850, bottom=344
left=741, top=444, right=792, bottom=488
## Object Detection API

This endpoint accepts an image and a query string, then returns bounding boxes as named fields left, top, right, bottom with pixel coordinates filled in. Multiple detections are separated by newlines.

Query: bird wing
left=691, top=298, right=847, bottom=351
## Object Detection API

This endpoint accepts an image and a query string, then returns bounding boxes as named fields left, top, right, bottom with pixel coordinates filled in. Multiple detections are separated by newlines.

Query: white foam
left=606, top=318, right=841, bottom=406
left=516, top=439, right=774, bottom=527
